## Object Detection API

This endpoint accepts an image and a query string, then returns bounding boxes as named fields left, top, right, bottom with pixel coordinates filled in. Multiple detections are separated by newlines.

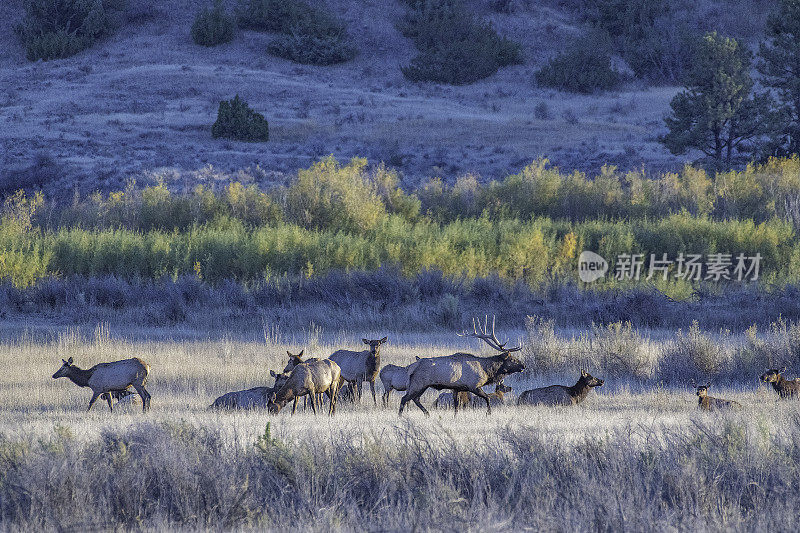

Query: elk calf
left=517, top=370, right=603, bottom=407
left=52, top=357, right=151, bottom=412
left=472, top=382, right=512, bottom=408
left=434, top=390, right=473, bottom=410
left=379, top=357, right=419, bottom=405
left=268, top=359, right=342, bottom=415
left=695, top=383, right=741, bottom=411
left=760, top=368, right=800, bottom=399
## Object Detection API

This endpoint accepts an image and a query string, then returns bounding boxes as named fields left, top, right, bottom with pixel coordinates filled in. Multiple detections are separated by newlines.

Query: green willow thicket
left=1, top=156, right=800, bottom=288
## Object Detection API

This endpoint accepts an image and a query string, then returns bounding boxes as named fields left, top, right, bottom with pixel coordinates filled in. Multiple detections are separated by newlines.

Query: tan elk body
left=517, top=371, right=604, bottom=407
left=329, top=337, right=387, bottom=404
left=472, top=382, right=512, bottom=408
left=52, top=357, right=151, bottom=412
left=268, top=359, right=342, bottom=415
left=379, top=357, right=419, bottom=405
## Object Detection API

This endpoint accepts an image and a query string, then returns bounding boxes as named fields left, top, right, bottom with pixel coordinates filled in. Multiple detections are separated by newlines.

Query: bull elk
left=760, top=368, right=800, bottom=399
left=268, top=359, right=342, bottom=415
left=399, top=316, right=525, bottom=415
left=517, top=370, right=603, bottom=407
left=52, top=356, right=151, bottom=412
left=693, top=382, right=741, bottom=411
left=329, top=337, right=387, bottom=405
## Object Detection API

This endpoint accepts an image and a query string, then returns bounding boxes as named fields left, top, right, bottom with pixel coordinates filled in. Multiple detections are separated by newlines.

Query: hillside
left=0, top=0, right=773, bottom=199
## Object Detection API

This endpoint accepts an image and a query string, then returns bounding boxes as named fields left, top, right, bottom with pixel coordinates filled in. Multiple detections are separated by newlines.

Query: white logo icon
left=578, top=251, right=608, bottom=283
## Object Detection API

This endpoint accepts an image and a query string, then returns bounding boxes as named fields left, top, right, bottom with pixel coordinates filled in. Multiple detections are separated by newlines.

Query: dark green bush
left=236, top=0, right=315, bottom=32
left=237, top=0, right=355, bottom=65
left=399, top=0, right=522, bottom=85
left=535, top=35, right=620, bottom=93
left=16, top=0, right=118, bottom=61
left=192, top=0, right=235, bottom=47
left=211, top=95, right=269, bottom=142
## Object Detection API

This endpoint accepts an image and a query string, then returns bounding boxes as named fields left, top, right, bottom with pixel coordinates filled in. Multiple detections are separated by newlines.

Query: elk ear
left=415, top=356, right=420, bottom=361
left=61, top=359, right=67, bottom=364
left=706, top=382, right=711, bottom=388
left=286, top=351, right=292, bottom=357
left=380, top=336, right=388, bottom=343
left=270, top=370, right=277, bottom=377
left=363, top=339, right=370, bottom=345
left=298, top=350, right=303, bottom=357
left=781, top=367, right=787, bottom=373
left=67, top=357, right=73, bottom=364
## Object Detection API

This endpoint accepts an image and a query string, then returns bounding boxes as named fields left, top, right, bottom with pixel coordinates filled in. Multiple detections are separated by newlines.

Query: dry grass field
left=2, top=323, right=800, bottom=530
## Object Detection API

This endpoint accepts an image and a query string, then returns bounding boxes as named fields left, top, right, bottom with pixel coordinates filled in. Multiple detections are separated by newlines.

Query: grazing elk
left=472, top=381, right=512, bottom=408
left=268, top=359, right=342, bottom=415
left=399, top=316, right=525, bottom=416
left=694, top=382, right=741, bottom=411
left=517, top=370, right=603, bottom=407
left=379, top=357, right=420, bottom=406
left=329, top=337, right=387, bottom=405
left=210, top=386, right=274, bottom=410
left=760, top=368, right=800, bottom=398
left=52, top=356, right=151, bottom=412
left=434, top=390, right=473, bottom=410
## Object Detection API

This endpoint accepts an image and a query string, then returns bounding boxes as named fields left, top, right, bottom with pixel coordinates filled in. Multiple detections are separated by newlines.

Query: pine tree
left=661, top=32, right=771, bottom=168
left=758, top=0, right=800, bottom=157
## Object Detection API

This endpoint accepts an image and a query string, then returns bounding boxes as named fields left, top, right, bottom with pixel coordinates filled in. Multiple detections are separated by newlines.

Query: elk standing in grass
left=379, top=357, right=419, bottom=406
left=694, top=382, right=741, bottom=411
left=517, top=370, right=603, bottom=407
left=760, top=368, right=800, bottom=398
left=330, top=337, right=387, bottom=405
left=52, top=357, right=151, bottom=412
left=268, top=359, right=342, bottom=415
left=399, top=317, right=525, bottom=416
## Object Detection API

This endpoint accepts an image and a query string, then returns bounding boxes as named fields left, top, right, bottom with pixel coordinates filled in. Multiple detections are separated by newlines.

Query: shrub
left=523, top=315, right=564, bottom=372
left=399, top=0, right=522, bottom=85
left=211, top=95, right=269, bottom=142
left=191, top=0, right=235, bottom=47
left=285, top=156, right=386, bottom=233
left=267, top=30, right=355, bottom=65
left=671, top=320, right=730, bottom=376
left=238, top=0, right=355, bottom=65
left=16, top=0, right=118, bottom=61
left=591, top=321, right=654, bottom=378
left=535, top=34, right=620, bottom=93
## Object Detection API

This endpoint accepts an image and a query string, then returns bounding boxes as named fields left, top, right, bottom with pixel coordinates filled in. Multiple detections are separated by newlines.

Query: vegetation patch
left=535, top=34, right=620, bottom=93
left=15, top=0, right=122, bottom=61
left=237, top=0, right=355, bottom=65
left=399, top=0, right=522, bottom=85
left=191, top=0, right=235, bottom=47
left=211, top=95, right=269, bottom=142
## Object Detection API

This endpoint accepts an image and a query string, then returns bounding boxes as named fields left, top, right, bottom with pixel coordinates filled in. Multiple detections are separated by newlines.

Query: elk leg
left=471, top=388, right=492, bottom=415
left=370, top=380, right=377, bottom=406
left=87, top=391, right=101, bottom=411
left=453, top=393, right=459, bottom=416
left=291, top=397, right=298, bottom=415
left=105, top=393, right=113, bottom=412
left=132, top=384, right=151, bottom=413
left=413, top=397, right=429, bottom=416
left=383, top=390, right=390, bottom=407
left=310, top=391, right=318, bottom=415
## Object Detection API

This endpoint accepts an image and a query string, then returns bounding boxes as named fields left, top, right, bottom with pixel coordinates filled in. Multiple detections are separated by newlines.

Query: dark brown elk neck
left=275, top=385, right=296, bottom=405
left=698, top=396, right=711, bottom=409
left=65, top=366, right=94, bottom=387
left=568, top=379, right=592, bottom=402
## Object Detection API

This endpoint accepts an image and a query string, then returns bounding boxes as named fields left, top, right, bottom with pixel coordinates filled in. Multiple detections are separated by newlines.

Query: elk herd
left=50, top=317, right=800, bottom=415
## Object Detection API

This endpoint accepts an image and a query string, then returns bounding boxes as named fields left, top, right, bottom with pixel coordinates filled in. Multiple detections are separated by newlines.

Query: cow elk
left=268, top=359, right=342, bottom=415
left=52, top=357, right=151, bottom=412
left=517, top=370, right=603, bottom=407
left=760, top=368, right=800, bottom=399
left=694, top=382, right=741, bottom=411
left=329, top=337, right=387, bottom=405
left=434, top=390, right=473, bottom=410
left=399, top=316, right=525, bottom=415
left=210, top=386, right=274, bottom=410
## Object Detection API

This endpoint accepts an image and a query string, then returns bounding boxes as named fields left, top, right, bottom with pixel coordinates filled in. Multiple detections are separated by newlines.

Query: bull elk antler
left=458, top=315, right=521, bottom=353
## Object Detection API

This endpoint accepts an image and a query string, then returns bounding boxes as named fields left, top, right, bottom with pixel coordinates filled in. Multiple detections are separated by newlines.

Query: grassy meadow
left=2, top=323, right=800, bottom=530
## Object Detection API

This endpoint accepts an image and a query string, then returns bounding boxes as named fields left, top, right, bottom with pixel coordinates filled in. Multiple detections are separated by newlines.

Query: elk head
left=695, top=382, right=711, bottom=397
left=578, top=369, right=604, bottom=388
left=363, top=337, right=388, bottom=357
left=52, top=357, right=74, bottom=379
left=496, top=381, right=513, bottom=394
left=282, top=350, right=304, bottom=372
left=761, top=368, right=786, bottom=383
